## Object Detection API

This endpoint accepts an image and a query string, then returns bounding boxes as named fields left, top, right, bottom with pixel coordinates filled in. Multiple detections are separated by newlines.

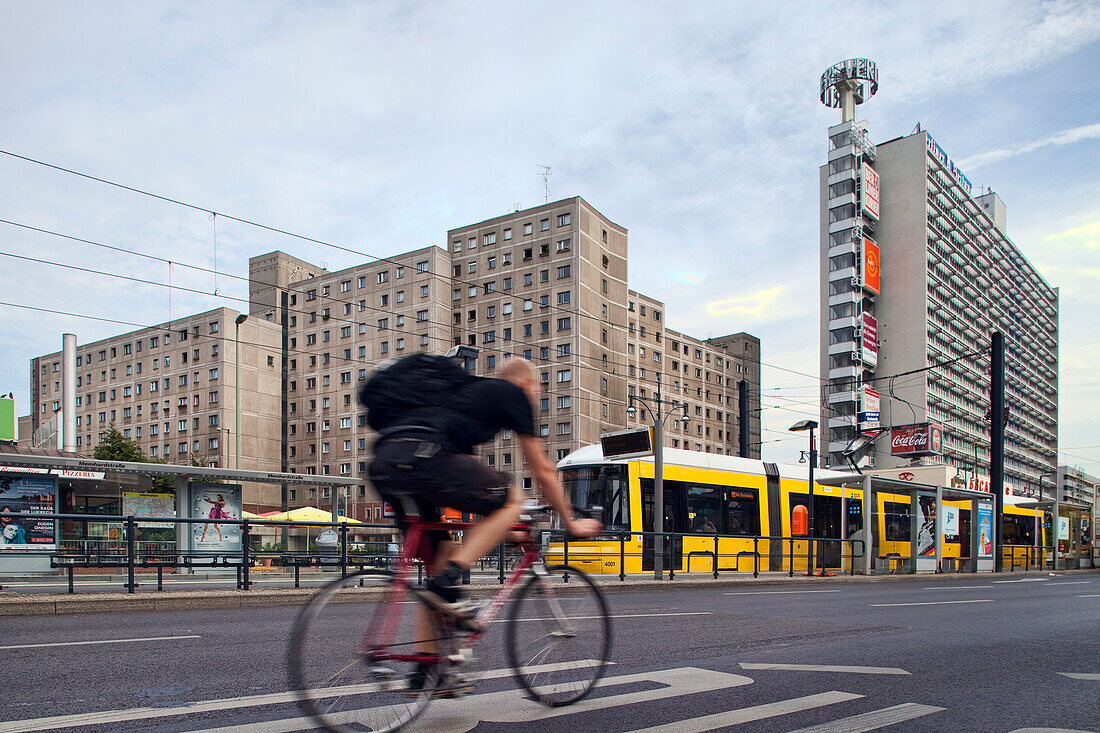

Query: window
left=377, top=271, right=389, bottom=283
left=416, top=310, right=428, bottom=322
left=540, top=218, right=550, bottom=231
left=557, top=422, right=571, bottom=435
left=209, top=321, right=219, bottom=334
left=358, top=276, right=366, bottom=288
left=557, top=291, right=571, bottom=305
left=556, top=238, right=571, bottom=252
left=503, top=228, right=512, bottom=240
left=523, top=299, right=533, bottom=312
left=524, top=223, right=533, bottom=235
left=417, top=260, right=429, bottom=273
left=420, top=284, right=429, bottom=297
left=452, top=239, right=462, bottom=252
left=556, top=369, right=572, bottom=383
left=540, top=269, right=549, bottom=282
left=523, top=273, right=533, bottom=286
left=557, top=396, right=572, bottom=409
left=557, top=213, right=571, bottom=227
left=483, top=233, right=496, bottom=246
left=487, top=257, right=496, bottom=270
left=557, top=317, right=571, bottom=331
left=502, top=302, right=512, bottom=315
left=468, top=262, right=477, bottom=274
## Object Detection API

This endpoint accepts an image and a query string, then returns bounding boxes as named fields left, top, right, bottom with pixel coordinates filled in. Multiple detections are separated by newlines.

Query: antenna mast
left=537, top=164, right=551, bottom=203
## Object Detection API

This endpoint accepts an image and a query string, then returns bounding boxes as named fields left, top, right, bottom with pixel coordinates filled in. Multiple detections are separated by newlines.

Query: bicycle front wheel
left=505, top=564, right=611, bottom=706
left=288, top=570, right=443, bottom=733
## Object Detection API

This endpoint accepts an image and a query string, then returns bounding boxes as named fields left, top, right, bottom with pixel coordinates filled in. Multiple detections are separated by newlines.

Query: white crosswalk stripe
left=783, top=702, right=945, bottom=732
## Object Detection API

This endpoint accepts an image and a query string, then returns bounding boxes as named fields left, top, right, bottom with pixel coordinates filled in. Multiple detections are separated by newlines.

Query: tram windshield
left=562, top=465, right=629, bottom=531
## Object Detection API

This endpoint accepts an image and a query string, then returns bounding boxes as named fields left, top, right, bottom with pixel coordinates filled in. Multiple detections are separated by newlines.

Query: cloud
left=706, top=286, right=787, bottom=319
left=1045, top=220, right=1100, bottom=249
left=959, top=123, right=1100, bottom=170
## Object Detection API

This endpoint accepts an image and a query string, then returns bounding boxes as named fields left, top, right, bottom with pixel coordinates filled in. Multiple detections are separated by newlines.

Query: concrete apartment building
left=817, top=60, right=1058, bottom=499
left=26, top=197, right=762, bottom=518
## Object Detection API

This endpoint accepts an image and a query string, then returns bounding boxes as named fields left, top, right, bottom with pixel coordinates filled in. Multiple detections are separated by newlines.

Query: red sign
left=890, top=422, right=944, bottom=457
left=862, top=162, right=880, bottom=220
left=861, top=313, right=878, bottom=366
left=862, top=237, right=880, bottom=295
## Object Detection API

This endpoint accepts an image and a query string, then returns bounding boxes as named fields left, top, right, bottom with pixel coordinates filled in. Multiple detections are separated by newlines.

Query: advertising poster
left=977, top=503, right=993, bottom=558
left=0, top=474, right=58, bottom=550
left=861, top=162, right=880, bottom=220
left=943, top=505, right=960, bottom=536
left=123, top=492, right=175, bottom=528
left=190, top=483, right=242, bottom=553
left=1058, top=517, right=1069, bottom=542
left=916, top=494, right=936, bottom=556
left=861, top=314, right=879, bottom=367
left=862, top=237, right=880, bottom=295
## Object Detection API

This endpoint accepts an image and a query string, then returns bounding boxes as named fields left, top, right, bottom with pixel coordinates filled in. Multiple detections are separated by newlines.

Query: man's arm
left=519, top=434, right=601, bottom=538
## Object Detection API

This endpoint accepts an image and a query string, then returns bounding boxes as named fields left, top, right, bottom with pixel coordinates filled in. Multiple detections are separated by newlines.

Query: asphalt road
left=2, top=573, right=1098, bottom=732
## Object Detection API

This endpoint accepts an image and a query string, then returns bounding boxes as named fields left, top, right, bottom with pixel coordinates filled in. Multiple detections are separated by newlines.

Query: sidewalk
left=4, top=567, right=1096, bottom=616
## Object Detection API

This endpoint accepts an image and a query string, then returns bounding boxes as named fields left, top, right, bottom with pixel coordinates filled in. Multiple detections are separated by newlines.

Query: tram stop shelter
left=818, top=473, right=998, bottom=575
left=0, top=451, right=362, bottom=574
left=1013, top=498, right=1094, bottom=570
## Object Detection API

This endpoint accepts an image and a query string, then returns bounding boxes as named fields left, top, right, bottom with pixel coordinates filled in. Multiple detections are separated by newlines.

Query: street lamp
left=627, top=374, right=690, bottom=580
left=233, top=314, right=248, bottom=470
left=220, top=427, right=231, bottom=470
left=790, top=419, right=819, bottom=576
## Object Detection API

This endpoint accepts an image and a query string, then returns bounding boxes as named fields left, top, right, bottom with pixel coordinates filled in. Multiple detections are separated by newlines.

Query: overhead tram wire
left=0, top=219, right=826, bottom=398
left=2, top=149, right=876, bottom=396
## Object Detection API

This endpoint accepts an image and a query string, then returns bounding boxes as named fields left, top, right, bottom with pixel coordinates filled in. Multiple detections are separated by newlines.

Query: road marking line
left=992, top=578, right=1049, bottom=583
left=1058, top=672, right=1100, bottom=680
left=1079, top=594, right=1100, bottom=598
left=870, top=599, right=991, bottom=607
left=0, top=635, right=200, bottom=651
left=626, top=691, right=862, bottom=733
left=739, top=663, right=909, bottom=675
left=784, top=702, right=945, bottom=732
left=495, top=611, right=711, bottom=624
left=724, top=590, right=842, bottom=595
left=922, top=585, right=992, bottom=590
left=186, top=666, right=756, bottom=733
left=1048, top=581, right=1090, bottom=586
left=0, top=660, right=600, bottom=732
left=1008, top=728, right=1098, bottom=732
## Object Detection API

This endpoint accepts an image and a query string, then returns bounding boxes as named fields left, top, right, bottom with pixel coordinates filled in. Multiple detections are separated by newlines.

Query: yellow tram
left=547, top=443, right=1043, bottom=574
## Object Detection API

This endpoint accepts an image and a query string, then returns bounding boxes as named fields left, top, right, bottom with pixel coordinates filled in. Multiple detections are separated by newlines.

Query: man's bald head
left=499, top=357, right=536, bottom=385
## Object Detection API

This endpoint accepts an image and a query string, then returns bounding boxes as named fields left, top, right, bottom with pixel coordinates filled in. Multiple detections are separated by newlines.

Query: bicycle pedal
left=446, top=646, right=476, bottom=665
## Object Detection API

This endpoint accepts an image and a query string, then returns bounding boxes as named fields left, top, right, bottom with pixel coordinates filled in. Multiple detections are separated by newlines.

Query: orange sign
left=862, top=237, right=880, bottom=295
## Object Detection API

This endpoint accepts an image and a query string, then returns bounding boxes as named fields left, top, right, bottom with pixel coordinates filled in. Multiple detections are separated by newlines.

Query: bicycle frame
left=362, top=516, right=564, bottom=667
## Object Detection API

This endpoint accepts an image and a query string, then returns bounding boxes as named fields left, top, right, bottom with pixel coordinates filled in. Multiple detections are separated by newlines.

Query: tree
left=93, top=425, right=146, bottom=462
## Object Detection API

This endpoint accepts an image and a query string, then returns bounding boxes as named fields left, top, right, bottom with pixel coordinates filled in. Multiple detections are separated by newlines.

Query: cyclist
left=369, top=357, right=602, bottom=622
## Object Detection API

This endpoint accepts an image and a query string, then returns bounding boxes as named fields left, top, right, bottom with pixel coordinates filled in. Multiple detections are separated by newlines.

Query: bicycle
left=288, top=499, right=612, bottom=732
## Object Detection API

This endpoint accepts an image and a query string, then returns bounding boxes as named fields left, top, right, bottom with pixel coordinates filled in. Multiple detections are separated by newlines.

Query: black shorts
left=369, top=434, right=511, bottom=559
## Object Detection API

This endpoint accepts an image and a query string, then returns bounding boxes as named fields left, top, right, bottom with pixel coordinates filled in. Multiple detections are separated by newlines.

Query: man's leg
left=445, top=484, right=524, bottom=569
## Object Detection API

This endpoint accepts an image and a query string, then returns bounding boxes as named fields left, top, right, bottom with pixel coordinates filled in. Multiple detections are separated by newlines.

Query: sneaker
left=406, top=666, right=474, bottom=699
left=417, top=587, right=483, bottom=633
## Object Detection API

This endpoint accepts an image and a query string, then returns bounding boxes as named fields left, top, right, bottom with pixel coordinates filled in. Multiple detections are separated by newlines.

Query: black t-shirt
left=435, top=378, right=535, bottom=454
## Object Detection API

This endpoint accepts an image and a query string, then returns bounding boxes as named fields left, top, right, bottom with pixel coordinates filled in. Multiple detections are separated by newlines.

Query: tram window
left=1002, top=515, right=1034, bottom=545
left=884, top=501, right=911, bottom=542
left=687, top=485, right=721, bottom=533
left=562, top=465, right=629, bottom=531
left=725, top=488, right=760, bottom=536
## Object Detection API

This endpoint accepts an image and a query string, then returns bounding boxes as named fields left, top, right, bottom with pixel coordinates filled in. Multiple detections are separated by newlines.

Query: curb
left=3, top=568, right=1096, bottom=616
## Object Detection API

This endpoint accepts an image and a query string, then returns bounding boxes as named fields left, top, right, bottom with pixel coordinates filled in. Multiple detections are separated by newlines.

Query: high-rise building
left=817, top=59, right=1058, bottom=498
left=26, top=197, right=762, bottom=516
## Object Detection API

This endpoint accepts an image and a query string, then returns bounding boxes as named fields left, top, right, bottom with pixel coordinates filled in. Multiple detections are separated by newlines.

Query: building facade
left=818, top=122, right=1059, bottom=497
left=27, top=197, right=762, bottom=518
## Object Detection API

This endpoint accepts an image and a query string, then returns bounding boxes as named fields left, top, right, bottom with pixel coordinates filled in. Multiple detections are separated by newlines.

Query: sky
left=1, top=1, right=1097, bottom=472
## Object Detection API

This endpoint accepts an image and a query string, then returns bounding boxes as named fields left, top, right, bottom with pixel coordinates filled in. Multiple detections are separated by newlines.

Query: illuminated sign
left=926, top=133, right=973, bottom=196
left=600, top=428, right=654, bottom=459
left=861, top=313, right=878, bottom=367
left=890, top=422, right=944, bottom=457
left=861, top=162, right=880, bottom=220
left=859, top=386, right=880, bottom=432
left=862, top=237, right=880, bottom=295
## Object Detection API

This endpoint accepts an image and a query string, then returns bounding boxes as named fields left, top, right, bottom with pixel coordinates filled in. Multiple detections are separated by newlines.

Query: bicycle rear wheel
left=288, top=570, right=443, bottom=732
left=505, top=564, right=611, bottom=706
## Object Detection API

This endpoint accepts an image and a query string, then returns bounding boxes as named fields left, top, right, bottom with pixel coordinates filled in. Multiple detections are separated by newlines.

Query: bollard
left=713, top=534, right=719, bottom=579
left=241, top=520, right=252, bottom=590
left=339, top=524, right=348, bottom=579
left=753, top=537, right=759, bottom=578
left=498, top=544, right=505, bottom=585
left=668, top=534, right=675, bottom=581
left=789, top=538, right=795, bottom=577
left=125, top=516, right=137, bottom=593
left=563, top=535, right=569, bottom=583
left=619, top=531, right=626, bottom=582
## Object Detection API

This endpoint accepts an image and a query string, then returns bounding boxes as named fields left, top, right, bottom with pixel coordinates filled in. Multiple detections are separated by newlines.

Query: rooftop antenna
left=820, top=58, right=879, bottom=122
left=537, top=164, right=551, bottom=203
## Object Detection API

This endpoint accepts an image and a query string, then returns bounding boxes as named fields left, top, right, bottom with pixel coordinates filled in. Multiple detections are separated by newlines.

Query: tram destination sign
left=600, top=427, right=654, bottom=459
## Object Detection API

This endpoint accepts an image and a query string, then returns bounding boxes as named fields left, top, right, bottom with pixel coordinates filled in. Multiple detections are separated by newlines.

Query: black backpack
left=358, top=353, right=477, bottom=432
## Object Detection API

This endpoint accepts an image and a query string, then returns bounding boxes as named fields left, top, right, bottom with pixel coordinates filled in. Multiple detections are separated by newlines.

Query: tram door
left=790, top=493, right=843, bottom=568
left=641, top=479, right=684, bottom=572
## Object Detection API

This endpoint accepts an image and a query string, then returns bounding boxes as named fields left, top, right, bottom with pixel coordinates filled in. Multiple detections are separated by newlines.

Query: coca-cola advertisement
left=890, top=422, right=944, bottom=457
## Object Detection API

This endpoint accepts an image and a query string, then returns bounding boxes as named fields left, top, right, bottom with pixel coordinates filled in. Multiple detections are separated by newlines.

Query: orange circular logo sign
left=866, top=250, right=879, bottom=278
